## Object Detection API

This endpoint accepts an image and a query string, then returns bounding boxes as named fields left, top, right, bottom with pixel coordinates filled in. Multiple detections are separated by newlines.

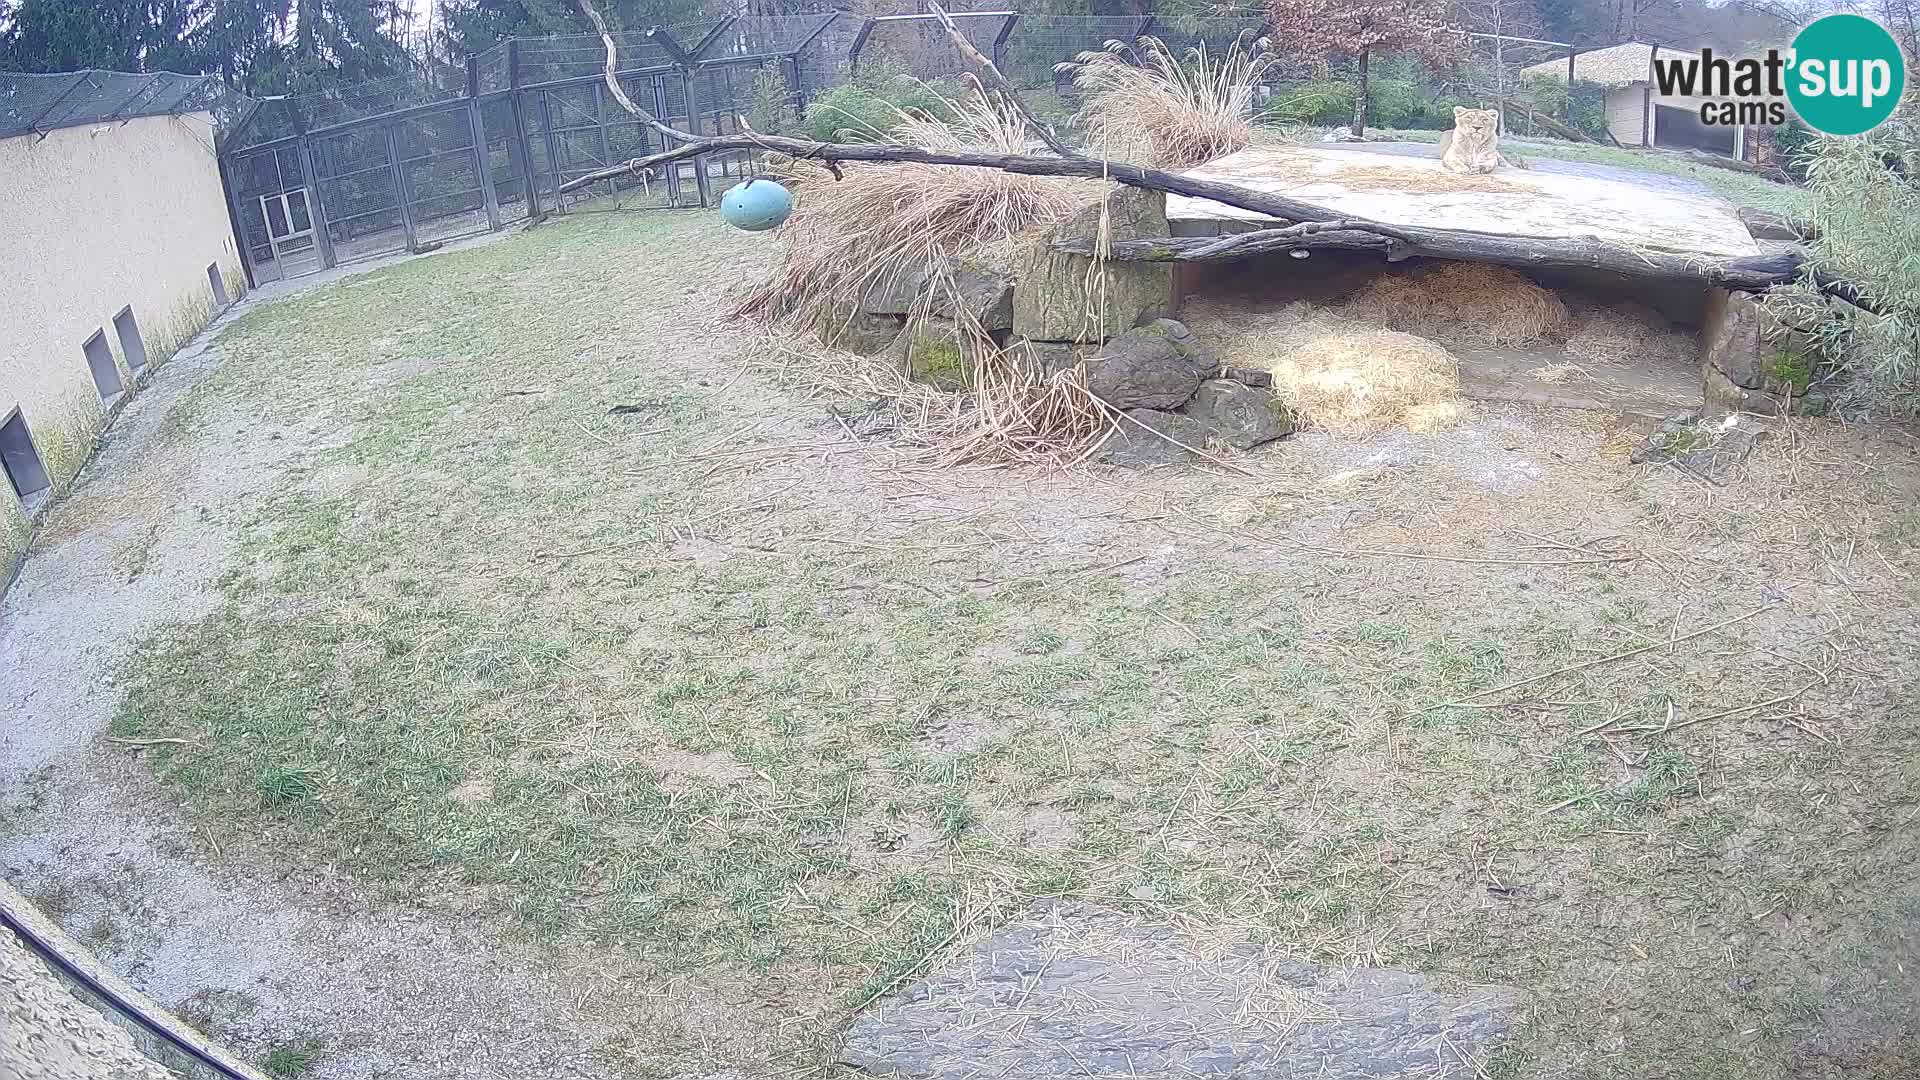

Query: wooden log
left=1493, top=96, right=1592, bottom=144
left=1054, top=224, right=1808, bottom=290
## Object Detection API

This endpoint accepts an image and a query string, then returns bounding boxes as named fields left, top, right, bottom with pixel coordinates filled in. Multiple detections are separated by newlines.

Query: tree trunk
left=1051, top=224, right=1806, bottom=291
left=1351, top=48, right=1370, bottom=138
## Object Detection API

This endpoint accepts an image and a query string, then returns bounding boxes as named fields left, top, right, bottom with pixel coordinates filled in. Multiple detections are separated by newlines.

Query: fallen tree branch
left=575, top=0, right=680, bottom=144
left=1055, top=224, right=1809, bottom=288
left=560, top=0, right=1833, bottom=298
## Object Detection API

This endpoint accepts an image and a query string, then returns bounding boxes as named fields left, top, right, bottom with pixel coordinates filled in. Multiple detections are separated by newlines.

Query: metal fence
left=0, top=69, right=247, bottom=140
left=214, top=12, right=1271, bottom=286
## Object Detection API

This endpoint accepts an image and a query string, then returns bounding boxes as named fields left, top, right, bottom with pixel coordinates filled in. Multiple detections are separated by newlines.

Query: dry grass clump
left=1346, top=262, right=1571, bottom=348
left=1278, top=329, right=1467, bottom=434
left=753, top=330, right=1113, bottom=467
left=1061, top=33, right=1280, bottom=167
left=1564, top=299, right=1700, bottom=366
left=1185, top=300, right=1467, bottom=435
left=730, top=82, right=1098, bottom=341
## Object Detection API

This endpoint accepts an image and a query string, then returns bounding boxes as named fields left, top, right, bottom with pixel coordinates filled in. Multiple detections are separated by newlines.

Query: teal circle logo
left=1786, top=14, right=1907, bottom=135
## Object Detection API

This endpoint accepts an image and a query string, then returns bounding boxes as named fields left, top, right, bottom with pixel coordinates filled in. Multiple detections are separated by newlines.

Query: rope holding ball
left=719, top=177, right=793, bottom=232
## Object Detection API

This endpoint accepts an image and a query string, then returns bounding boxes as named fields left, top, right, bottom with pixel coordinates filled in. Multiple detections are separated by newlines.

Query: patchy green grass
left=260, top=1036, right=325, bottom=1079
left=107, top=207, right=1920, bottom=1077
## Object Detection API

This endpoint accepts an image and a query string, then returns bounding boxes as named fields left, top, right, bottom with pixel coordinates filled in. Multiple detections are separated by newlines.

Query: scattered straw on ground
left=1184, top=300, right=1466, bottom=435
left=1564, top=300, right=1701, bottom=367
left=1528, top=362, right=1590, bottom=384
left=1345, top=262, right=1571, bottom=348
left=748, top=329, right=1111, bottom=468
left=1303, top=164, right=1528, bottom=195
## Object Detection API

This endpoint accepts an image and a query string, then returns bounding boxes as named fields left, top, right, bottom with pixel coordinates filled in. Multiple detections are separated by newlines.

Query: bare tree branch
left=573, top=0, right=686, bottom=146
left=926, top=1, right=1079, bottom=158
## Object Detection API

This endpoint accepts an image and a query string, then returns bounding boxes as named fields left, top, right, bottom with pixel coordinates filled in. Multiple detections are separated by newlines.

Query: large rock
left=1014, top=187, right=1174, bottom=344
left=842, top=902, right=1519, bottom=1079
left=1738, top=206, right=1804, bottom=241
left=1702, top=288, right=1768, bottom=390
left=1085, top=319, right=1214, bottom=410
left=1180, top=378, right=1293, bottom=449
left=1097, top=408, right=1214, bottom=466
left=1014, top=338, right=1097, bottom=377
left=861, top=258, right=1014, bottom=332
left=828, top=310, right=906, bottom=355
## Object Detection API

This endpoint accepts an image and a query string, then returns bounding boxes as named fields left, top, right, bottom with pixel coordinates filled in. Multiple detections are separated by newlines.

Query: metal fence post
left=1566, top=47, right=1576, bottom=126
left=288, top=103, right=337, bottom=269
left=991, top=13, right=1018, bottom=72
left=216, top=153, right=260, bottom=290
left=848, top=18, right=878, bottom=76
left=592, top=79, right=614, bottom=194
left=537, top=90, right=565, bottom=211
left=681, top=68, right=712, bottom=207
left=653, top=77, right=681, bottom=205
left=507, top=40, right=544, bottom=221
left=1135, top=15, right=1157, bottom=38
left=466, top=56, right=502, bottom=231
left=384, top=126, right=420, bottom=250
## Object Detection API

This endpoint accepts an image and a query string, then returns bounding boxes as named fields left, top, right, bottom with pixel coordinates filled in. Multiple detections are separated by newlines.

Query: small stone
left=1097, top=409, right=1213, bottom=466
left=1223, top=366, right=1273, bottom=388
left=1179, top=379, right=1293, bottom=449
left=1738, top=206, right=1803, bottom=241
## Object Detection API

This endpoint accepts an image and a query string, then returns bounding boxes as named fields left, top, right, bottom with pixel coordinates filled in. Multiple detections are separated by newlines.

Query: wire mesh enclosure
left=202, top=10, right=1350, bottom=287
left=0, top=70, right=240, bottom=140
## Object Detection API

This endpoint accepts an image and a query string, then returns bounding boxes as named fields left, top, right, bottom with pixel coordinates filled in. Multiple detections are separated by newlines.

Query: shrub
left=1267, top=78, right=1354, bottom=126
left=802, top=70, right=963, bottom=143
left=1062, top=32, right=1284, bottom=166
left=1765, top=129, right=1920, bottom=415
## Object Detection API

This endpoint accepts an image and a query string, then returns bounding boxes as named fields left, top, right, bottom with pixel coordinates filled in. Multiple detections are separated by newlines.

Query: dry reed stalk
left=729, top=83, right=1098, bottom=343
left=1062, top=33, right=1280, bottom=168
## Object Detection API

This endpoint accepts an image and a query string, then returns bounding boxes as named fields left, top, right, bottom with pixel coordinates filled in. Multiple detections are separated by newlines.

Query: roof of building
left=0, top=69, right=233, bottom=141
left=1521, top=41, right=1662, bottom=88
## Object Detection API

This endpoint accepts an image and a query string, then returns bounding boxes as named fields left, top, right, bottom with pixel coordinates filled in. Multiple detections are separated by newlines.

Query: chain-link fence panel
left=226, top=144, right=323, bottom=282
left=0, top=69, right=236, bottom=139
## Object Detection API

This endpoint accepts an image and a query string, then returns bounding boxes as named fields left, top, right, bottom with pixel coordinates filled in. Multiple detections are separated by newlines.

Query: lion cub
left=1437, top=107, right=1506, bottom=174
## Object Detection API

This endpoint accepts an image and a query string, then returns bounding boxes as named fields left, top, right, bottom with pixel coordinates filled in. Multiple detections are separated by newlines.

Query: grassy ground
left=100, top=205, right=1920, bottom=1077
left=1282, top=125, right=1810, bottom=218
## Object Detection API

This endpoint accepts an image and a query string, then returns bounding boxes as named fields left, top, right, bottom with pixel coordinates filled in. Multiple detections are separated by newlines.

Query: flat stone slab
left=1169, top=144, right=1761, bottom=260
left=842, top=903, right=1519, bottom=1078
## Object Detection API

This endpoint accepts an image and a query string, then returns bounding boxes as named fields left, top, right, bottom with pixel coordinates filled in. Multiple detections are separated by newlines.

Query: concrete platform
left=1455, top=345, right=1700, bottom=418
left=1168, top=144, right=1761, bottom=259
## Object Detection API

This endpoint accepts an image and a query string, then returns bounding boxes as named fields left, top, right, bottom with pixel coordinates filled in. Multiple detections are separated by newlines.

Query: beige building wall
left=1605, top=84, right=1649, bottom=146
left=0, top=110, right=243, bottom=567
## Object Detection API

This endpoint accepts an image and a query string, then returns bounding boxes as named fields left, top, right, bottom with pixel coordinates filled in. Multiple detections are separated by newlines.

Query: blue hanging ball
left=720, top=179, right=793, bottom=232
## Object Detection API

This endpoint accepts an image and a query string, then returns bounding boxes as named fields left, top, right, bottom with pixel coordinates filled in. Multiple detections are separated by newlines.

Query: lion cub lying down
left=1437, top=107, right=1514, bottom=174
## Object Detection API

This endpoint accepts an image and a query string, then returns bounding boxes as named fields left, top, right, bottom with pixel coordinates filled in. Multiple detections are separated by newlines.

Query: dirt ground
left=3, top=205, right=1919, bottom=1079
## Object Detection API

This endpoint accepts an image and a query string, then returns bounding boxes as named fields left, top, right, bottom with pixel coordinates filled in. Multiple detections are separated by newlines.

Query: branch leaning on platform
left=925, top=0, right=1079, bottom=158
left=575, top=0, right=682, bottom=144
left=560, top=0, right=1813, bottom=296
